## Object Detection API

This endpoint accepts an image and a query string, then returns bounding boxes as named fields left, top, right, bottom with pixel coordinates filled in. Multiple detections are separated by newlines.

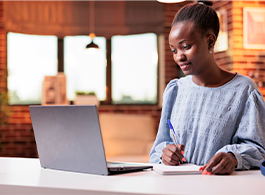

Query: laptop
left=29, top=105, right=153, bottom=175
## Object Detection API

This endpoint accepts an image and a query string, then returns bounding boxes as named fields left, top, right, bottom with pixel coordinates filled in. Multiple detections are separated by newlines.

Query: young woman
left=149, top=1, right=265, bottom=175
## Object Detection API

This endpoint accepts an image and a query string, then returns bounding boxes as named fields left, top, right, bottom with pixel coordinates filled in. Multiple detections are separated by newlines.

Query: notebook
left=29, top=105, right=153, bottom=175
left=153, top=163, right=201, bottom=175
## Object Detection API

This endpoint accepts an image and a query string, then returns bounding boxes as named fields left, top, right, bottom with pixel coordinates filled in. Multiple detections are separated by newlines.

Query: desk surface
left=0, top=157, right=264, bottom=195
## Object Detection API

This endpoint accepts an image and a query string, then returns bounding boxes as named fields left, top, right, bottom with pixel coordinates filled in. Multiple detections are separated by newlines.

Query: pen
left=167, top=119, right=186, bottom=164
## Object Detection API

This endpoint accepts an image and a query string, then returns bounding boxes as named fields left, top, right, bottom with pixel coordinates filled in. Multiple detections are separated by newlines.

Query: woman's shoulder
left=231, top=73, right=259, bottom=91
left=235, top=73, right=256, bottom=85
left=163, top=79, right=178, bottom=98
left=224, top=73, right=264, bottom=101
left=163, top=76, right=191, bottom=100
left=164, top=76, right=191, bottom=92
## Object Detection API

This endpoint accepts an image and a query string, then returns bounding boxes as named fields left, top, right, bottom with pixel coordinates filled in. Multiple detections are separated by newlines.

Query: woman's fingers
left=162, top=144, right=184, bottom=165
left=162, top=153, right=179, bottom=165
left=202, top=152, right=237, bottom=175
left=178, top=144, right=185, bottom=152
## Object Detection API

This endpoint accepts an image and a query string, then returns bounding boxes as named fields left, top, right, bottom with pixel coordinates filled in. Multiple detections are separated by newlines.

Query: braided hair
left=172, top=1, right=219, bottom=39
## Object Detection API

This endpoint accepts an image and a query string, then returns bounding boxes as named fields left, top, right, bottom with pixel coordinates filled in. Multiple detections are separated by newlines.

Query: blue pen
left=168, top=119, right=178, bottom=146
left=168, top=119, right=186, bottom=163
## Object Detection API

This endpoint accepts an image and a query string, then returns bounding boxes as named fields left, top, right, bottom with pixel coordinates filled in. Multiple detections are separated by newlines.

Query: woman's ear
left=207, top=34, right=217, bottom=51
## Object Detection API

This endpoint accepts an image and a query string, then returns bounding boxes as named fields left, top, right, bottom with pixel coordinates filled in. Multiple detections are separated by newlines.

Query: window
left=7, top=32, right=57, bottom=105
left=111, top=33, right=158, bottom=104
left=7, top=33, right=159, bottom=105
left=64, top=36, right=106, bottom=101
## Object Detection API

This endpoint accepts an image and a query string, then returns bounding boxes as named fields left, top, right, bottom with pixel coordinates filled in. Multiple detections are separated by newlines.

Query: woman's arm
left=149, top=79, right=179, bottom=164
left=202, top=89, right=265, bottom=174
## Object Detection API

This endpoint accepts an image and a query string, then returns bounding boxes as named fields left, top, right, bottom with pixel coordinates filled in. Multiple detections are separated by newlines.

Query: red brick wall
left=0, top=1, right=37, bottom=156
left=230, top=1, right=265, bottom=96
left=1, top=106, right=37, bottom=157
left=0, top=1, right=40, bottom=157
left=0, top=0, right=5, bottom=92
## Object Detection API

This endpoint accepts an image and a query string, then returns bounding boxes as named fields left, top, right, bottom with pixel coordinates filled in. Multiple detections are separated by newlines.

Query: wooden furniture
left=0, top=157, right=264, bottom=195
left=99, top=113, right=156, bottom=163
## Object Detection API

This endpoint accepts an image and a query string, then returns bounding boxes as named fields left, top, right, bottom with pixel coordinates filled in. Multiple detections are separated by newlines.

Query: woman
left=149, top=1, right=265, bottom=175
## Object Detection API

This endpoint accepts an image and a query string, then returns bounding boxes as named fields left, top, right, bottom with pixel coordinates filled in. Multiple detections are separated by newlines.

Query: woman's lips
left=179, top=63, right=191, bottom=71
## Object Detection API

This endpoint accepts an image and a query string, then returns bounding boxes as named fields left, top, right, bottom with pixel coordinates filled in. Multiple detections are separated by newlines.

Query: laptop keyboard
left=107, top=162, right=140, bottom=167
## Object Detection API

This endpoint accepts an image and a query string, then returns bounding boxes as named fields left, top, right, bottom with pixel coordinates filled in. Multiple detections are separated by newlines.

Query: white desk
left=0, top=157, right=264, bottom=195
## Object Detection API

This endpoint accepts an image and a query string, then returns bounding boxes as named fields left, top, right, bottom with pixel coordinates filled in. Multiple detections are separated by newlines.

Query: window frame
left=6, top=33, right=160, bottom=106
left=61, top=34, right=160, bottom=106
left=6, top=32, right=58, bottom=105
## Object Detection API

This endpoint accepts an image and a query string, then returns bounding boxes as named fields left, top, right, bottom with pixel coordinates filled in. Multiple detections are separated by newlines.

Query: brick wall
left=0, top=106, right=37, bottom=157
left=0, top=1, right=42, bottom=157
left=0, top=0, right=5, bottom=93
left=0, top=1, right=37, bottom=157
left=230, top=1, right=265, bottom=96
left=1, top=1, right=265, bottom=157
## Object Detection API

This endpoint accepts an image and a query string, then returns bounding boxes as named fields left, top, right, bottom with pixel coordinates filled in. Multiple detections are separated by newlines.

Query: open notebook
left=153, top=163, right=201, bottom=175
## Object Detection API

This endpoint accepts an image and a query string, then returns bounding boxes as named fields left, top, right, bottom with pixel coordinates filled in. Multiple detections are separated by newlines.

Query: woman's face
left=169, top=21, right=212, bottom=76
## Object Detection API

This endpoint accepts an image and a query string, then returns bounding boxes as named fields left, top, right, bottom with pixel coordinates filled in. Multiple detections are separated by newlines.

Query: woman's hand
left=200, top=152, right=237, bottom=175
left=161, top=144, right=185, bottom=165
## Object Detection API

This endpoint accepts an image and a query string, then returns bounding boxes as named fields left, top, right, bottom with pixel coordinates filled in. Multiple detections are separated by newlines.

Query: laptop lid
left=30, top=105, right=109, bottom=175
left=30, top=105, right=152, bottom=175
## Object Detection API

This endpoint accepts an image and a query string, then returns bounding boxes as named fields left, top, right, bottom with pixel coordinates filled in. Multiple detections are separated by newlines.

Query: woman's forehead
left=169, top=21, right=200, bottom=42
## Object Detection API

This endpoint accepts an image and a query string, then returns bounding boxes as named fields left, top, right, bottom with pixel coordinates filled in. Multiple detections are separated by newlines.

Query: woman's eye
left=171, top=49, right=177, bottom=54
left=183, top=45, right=191, bottom=50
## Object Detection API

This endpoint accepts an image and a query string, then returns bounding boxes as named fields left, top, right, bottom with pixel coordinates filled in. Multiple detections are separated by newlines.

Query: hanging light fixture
left=157, top=0, right=185, bottom=3
left=86, top=0, right=99, bottom=49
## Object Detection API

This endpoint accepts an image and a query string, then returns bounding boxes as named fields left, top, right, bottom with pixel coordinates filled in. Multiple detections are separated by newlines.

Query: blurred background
left=0, top=0, right=265, bottom=158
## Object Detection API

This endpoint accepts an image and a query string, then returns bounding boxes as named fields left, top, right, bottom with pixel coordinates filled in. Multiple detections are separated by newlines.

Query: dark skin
left=162, top=21, right=238, bottom=175
left=162, top=144, right=185, bottom=166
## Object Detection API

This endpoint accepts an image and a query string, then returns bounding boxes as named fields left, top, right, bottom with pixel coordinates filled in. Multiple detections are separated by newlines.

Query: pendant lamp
left=86, top=0, right=99, bottom=49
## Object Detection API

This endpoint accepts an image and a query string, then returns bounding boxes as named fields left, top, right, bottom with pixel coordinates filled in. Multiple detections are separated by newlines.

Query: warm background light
left=157, top=0, right=186, bottom=3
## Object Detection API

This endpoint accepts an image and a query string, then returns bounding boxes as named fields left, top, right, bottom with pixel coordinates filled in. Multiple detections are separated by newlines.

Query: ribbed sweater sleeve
left=216, top=89, right=265, bottom=170
left=149, top=79, right=178, bottom=164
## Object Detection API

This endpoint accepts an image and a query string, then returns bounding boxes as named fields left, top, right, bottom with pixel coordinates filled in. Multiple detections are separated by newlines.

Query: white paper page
left=153, top=163, right=202, bottom=175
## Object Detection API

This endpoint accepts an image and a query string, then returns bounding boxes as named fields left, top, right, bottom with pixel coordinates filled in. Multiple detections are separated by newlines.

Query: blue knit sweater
left=149, top=74, right=265, bottom=170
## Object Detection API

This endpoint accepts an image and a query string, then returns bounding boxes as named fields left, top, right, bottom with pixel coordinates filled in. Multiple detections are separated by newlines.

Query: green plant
left=75, top=91, right=96, bottom=96
left=0, top=92, right=9, bottom=126
left=0, top=70, right=10, bottom=152
left=0, top=70, right=10, bottom=126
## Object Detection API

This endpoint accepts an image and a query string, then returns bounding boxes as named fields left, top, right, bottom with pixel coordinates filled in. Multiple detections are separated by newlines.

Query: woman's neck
left=191, top=64, right=236, bottom=88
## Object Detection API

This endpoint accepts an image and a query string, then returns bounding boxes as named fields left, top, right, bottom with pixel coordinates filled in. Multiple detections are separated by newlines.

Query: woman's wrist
left=227, top=152, right=238, bottom=168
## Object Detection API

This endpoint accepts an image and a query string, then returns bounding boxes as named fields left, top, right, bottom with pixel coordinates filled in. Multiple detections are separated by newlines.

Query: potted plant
left=0, top=71, right=10, bottom=152
left=0, top=92, right=9, bottom=125
left=75, top=91, right=100, bottom=106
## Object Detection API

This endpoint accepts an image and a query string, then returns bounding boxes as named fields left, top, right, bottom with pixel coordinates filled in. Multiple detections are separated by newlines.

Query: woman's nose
left=174, top=53, right=186, bottom=62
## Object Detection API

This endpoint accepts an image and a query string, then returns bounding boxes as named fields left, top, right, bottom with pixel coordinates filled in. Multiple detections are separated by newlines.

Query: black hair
left=172, top=1, right=219, bottom=39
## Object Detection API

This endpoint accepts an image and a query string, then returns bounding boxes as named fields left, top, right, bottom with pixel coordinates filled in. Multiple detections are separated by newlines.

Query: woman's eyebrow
left=169, top=39, right=187, bottom=47
left=179, top=40, right=187, bottom=44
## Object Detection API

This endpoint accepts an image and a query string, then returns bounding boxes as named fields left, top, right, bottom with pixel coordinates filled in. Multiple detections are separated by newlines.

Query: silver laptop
left=29, top=105, right=152, bottom=175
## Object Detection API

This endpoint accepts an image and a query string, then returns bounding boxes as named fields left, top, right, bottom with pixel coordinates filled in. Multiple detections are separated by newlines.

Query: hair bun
left=198, top=1, right=213, bottom=6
